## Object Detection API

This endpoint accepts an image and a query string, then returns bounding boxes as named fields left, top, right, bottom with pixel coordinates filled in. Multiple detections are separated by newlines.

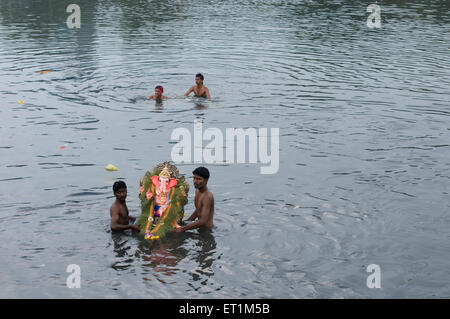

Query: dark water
left=0, top=0, right=449, bottom=298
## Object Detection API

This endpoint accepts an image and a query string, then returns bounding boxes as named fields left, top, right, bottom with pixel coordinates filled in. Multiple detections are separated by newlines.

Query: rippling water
left=1, top=0, right=449, bottom=298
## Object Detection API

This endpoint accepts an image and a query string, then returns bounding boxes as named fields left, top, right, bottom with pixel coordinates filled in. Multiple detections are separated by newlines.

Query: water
left=0, top=0, right=449, bottom=298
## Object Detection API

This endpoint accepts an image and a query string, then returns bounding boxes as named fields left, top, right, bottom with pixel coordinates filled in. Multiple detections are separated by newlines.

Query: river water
left=0, top=0, right=449, bottom=298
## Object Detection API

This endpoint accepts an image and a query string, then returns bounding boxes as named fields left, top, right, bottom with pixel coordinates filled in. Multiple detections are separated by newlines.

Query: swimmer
left=184, top=73, right=211, bottom=99
left=176, top=167, right=214, bottom=232
left=110, top=181, right=139, bottom=231
left=148, top=85, right=168, bottom=100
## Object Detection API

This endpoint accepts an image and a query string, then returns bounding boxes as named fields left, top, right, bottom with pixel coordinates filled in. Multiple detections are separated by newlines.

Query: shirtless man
left=148, top=85, right=168, bottom=100
left=110, top=181, right=139, bottom=231
left=176, top=167, right=214, bottom=232
left=184, top=73, right=211, bottom=99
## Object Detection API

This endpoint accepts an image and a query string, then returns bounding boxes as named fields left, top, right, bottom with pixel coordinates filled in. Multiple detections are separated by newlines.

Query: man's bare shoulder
left=110, top=202, right=120, bottom=215
left=201, top=190, right=214, bottom=202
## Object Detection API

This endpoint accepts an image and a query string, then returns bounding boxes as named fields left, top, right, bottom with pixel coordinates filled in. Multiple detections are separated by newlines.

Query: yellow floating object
left=105, top=164, right=118, bottom=171
left=17, top=100, right=25, bottom=104
left=40, top=70, right=51, bottom=74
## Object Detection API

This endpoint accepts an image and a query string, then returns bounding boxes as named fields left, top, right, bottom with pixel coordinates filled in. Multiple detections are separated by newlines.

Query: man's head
left=155, top=85, right=164, bottom=97
left=192, top=166, right=209, bottom=189
left=113, top=181, right=127, bottom=202
left=195, top=73, right=204, bottom=85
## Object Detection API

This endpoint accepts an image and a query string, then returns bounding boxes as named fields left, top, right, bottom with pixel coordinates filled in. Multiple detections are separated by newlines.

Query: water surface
left=0, top=0, right=449, bottom=298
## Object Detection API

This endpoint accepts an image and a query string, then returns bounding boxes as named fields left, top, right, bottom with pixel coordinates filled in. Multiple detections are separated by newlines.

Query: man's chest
left=119, top=208, right=129, bottom=219
left=194, top=88, right=205, bottom=96
left=195, top=194, right=204, bottom=209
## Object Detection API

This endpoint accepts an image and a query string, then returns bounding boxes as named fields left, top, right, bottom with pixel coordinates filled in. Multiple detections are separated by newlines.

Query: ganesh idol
left=137, top=162, right=189, bottom=240
left=151, top=165, right=177, bottom=218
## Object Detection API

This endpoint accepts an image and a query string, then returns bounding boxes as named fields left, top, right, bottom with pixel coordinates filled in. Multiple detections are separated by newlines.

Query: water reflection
left=110, top=231, right=134, bottom=271
left=0, top=0, right=99, bottom=69
left=154, top=99, right=164, bottom=112
left=176, top=0, right=185, bottom=27
left=137, top=233, right=187, bottom=279
left=1, top=0, right=449, bottom=40
left=141, top=247, right=182, bottom=278
left=194, top=101, right=207, bottom=110
left=188, top=229, right=217, bottom=282
left=189, top=97, right=209, bottom=120
left=132, top=230, right=217, bottom=283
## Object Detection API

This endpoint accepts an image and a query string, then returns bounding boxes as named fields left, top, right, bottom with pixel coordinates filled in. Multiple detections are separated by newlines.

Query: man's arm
left=176, top=195, right=211, bottom=232
left=110, top=207, right=139, bottom=231
left=205, top=87, right=211, bottom=99
left=184, top=86, right=194, bottom=97
left=186, top=209, right=198, bottom=221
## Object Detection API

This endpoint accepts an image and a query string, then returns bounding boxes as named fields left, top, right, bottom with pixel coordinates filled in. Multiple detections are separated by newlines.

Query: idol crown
left=159, top=166, right=171, bottom=179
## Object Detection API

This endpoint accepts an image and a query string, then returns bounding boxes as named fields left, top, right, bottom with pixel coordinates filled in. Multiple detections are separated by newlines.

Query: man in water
left=176, top=167, right=214, bottom=232
left=184, top=73, right=211, bottom=99
left=110, top=181, right=139, bottom=231
left=148, top=85, right=168, bottom=100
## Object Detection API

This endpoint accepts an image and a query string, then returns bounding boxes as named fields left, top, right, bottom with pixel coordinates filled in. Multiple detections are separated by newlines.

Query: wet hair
left=195, top=73, right=204, bottom=81
left=193, top=167, right=210, bottom=179
left=113, top=181, right=127, bottom=193
left=155, top=85, right=163, bottom=93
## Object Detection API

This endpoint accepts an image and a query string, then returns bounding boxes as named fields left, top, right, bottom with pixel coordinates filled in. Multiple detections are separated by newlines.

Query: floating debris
left=105, top=164, right=119, bottom=171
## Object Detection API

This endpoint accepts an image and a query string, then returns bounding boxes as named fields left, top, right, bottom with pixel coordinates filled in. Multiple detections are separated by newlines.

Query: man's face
left=114, top=188, right=127, bottom=202
left=155, top=88, right=162, bottom=97
left=193, top=175, right=207, bottom=189
left=195, top=76, right=203, bottom=85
